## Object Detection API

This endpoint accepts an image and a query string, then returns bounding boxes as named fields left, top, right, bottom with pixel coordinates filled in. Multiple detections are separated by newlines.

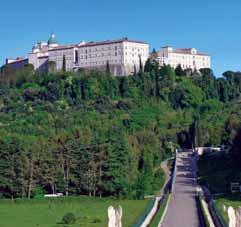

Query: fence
left=132, top=198, right=156, bottom=227
left=211, top=201, right=228, bottom=227
left=170, top=150, right=178, bottom=193
left=157, top=193, right=171, bottom=227
left=196, top=195, right=208, bottom=227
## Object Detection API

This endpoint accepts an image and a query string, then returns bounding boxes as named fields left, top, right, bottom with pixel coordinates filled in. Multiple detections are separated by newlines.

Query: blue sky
left=1, top=0, right=241, bottom=76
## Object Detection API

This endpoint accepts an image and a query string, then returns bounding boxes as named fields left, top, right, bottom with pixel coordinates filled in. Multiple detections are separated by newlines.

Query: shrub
left=33, top=187, right=45, bottom=199
left=62, top=212, right=76, bottom=225
left=92, top=218, right=101, bottom=223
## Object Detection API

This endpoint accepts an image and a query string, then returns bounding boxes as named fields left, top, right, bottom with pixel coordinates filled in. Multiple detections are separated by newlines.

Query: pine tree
left=103, top=134, right=132, bottom=197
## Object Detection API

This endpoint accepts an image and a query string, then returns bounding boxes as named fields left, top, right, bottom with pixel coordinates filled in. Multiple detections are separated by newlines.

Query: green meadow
left=0, top=196, right=149, bottom=227
left=215, top=195, right=241, bottom=224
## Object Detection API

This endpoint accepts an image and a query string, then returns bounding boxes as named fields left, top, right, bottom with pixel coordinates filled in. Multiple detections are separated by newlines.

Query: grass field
left=0, top=196, right=150, bottom=227
left=215, top=195, right=241, bottom=224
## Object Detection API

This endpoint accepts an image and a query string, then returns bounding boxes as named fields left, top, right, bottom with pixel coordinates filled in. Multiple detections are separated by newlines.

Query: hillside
left=0, top=63, right=240, bottom=199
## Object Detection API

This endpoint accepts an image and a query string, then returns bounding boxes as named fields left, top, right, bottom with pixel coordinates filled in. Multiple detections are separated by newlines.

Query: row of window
left=167, top=63, right=210, bottom=68
left=77, top=52, right=147, bottom=60
left=51, top=47, right=148, bottom=56
left=79, top=52, right=120, bottom=59
left=78, top=45, right=148, bottom=53
left=125, top=46, right=148, bottom=52
left=50, top=57, right=144, bottom=66
left=51, top=56, right=73, bottom=61
left=79, top=59, right=122, bottom=66
left=51, top=50, right=73, bottom=56
left=77, top=59, right=141, bottom=66
left=168, top=54, right=209, bottom=61
left=57, top=64, right=72, bottom=69
left=79, top=45, right=121, bottom=53
left=50, top=49, right=148, bottom=60
left=169, top=60, right=210, bottom=65
left=78, top=50, right=147, bottom=56
left=125, top=53, right=148, bottom=58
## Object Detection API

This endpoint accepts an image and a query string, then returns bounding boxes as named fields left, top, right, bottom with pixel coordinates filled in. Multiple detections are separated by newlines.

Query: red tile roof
left=162, top=47, right=209, bottom=56
left=77, top=38, right=148, bottom=47
left=175, top=49, right=209, bottom=56
left=48, top=38, right=148, bottom=51
left=49, top=45, right=76, bottom=51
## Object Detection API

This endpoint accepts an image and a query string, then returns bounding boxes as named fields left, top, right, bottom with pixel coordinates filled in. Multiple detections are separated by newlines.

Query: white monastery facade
left=157, top=46, right=211, bottom=70
left=6, top=33, right=149, bottom=76
left=4, top=33, right=211, bottom=75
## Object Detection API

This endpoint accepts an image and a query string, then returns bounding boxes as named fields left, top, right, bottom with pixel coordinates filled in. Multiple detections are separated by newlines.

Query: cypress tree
left=62, top=55, right=66, bottom=72
left=106, top=60, right=110, bottom=75
left=133, top=65, right=137, bottom=76
left=175, top=64, right=184, bottom=77
left=139, top=55, right=143, bottom=73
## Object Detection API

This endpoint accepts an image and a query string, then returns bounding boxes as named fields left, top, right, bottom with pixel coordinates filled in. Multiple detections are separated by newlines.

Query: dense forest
left=0, top=57, right=240, bottom=199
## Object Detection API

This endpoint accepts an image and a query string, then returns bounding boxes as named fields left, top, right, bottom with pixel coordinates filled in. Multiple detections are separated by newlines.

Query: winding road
left=160, top=151, right=201, bottom=227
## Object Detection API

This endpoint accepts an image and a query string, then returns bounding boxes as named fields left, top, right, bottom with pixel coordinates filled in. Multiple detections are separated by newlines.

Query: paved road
left=161, top=151, right=201, bottom=227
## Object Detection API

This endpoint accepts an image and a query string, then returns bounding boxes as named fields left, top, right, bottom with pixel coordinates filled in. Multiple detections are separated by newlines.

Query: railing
left=198, top=193, right=222, bottom=227
left=170, top=150, right=178, bottom=193
left=196, top=195, right=208, bottom=227
left=211, top=201, right=228, bottom=227
left=132, top=198, right=156, bottom=227
left=201, top=186, right=229, bottom=227
left=157, top=193, right=171, bottom=227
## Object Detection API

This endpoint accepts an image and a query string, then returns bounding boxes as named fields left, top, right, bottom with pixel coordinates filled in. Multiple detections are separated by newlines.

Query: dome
left=48, top=33, right=58, bottom=46
left=78, top=41, right=86, bottom=46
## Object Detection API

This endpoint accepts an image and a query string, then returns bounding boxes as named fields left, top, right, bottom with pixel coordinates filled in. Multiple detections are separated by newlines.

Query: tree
left=150, top=48, right=158, bottom=59
left=175, top=64, right=184, bottom=77
left=139, top=55, right=143, bottom=73
left=62, top=55, right=66, bottom=72
left=159, top=65, right=176, bottom=88
left=184, top=68, right=193, bottom=77
left=144, top=59, right=152, bottom=73
left=106, top=61, right=110, bottom=75
left=119, top=77, right=128, bottom=97
left=0, top=61, right=240, bottom=200
left=230, top=126, right=241, bottom=168
left=217, top=78, right=228, bottom=102
left=133, top=65, right=137, bottom=76
left=194, top=68, right=218, bottom=99
left=103, top=134, right=132, bottom=197
left=169, top=78, right=204, bottom=109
